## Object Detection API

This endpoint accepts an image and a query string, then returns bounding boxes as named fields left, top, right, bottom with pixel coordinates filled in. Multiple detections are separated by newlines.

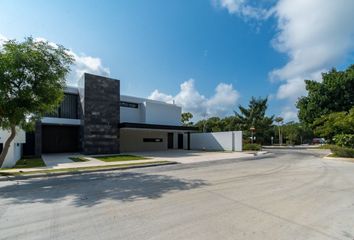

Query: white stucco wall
left=120, top=95, right=182, bottom=126
left=144, top=101, right=181, bottom=126
left=120, top=107, right=141, bottom=123
left=190, top=131, right=242, bottom=152
left=0, top=128, right=26, bottom=168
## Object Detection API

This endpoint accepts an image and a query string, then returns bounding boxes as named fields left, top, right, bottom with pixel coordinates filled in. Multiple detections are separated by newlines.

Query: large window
left=120, top=101, right=139, bottom=109
left=45, top=93, right=78, bottom=119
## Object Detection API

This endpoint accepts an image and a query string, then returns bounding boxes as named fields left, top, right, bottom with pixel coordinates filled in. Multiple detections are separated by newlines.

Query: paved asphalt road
left=1, top=149, right=354, bottom=240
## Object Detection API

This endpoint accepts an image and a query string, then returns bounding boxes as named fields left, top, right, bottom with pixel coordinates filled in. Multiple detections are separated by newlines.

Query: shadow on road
left=0, top=172, right=207, bottom=207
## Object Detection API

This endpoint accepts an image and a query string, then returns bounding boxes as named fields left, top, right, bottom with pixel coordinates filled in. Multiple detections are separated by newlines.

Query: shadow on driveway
left=0, top=172, right=207, bottom=207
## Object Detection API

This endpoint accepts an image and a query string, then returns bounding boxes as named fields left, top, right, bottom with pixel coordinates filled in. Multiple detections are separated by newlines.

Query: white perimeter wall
left=0, top=128, right=26, bottom=168
left=190, top=131, right=242, bottom=152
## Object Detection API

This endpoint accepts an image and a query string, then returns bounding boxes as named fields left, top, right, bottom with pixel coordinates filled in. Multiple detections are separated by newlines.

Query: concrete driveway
left=1, top=149, right=354, bottom=240
left=127, top=149, right=253, bottom=164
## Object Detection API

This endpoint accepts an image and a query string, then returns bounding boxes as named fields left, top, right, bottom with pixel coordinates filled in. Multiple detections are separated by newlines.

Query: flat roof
left=119, top=122, right=198, bottom=131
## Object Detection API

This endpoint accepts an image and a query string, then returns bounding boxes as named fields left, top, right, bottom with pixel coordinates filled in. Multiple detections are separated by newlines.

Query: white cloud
left=280, top=106, right=298, bottom=122
left=270, top=0, right=354, bottom=100
left=214, top=0, right=272, bottom=20
left=0, top=35, right=110, bottom=86
left=67, top=52, right=110, bottom=86
left=216, top=0, right=354, bottom=120
left=207, top=83, right=239, bottom=116
left=149, top=79, right=239, bottom=120
left=36, top=37, right=110, bottom=86
left=0, top=34, right=7, bottom=45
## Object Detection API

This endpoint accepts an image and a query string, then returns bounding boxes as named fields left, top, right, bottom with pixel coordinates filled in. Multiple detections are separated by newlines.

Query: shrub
left=329, top=145, right=354, bottom=158
left=333, top=134, right=354, bottom=148
left=243, top=143, right=261, bottom=151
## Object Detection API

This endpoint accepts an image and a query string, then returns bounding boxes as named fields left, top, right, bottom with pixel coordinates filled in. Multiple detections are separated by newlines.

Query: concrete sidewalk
left=126, top=150, right=254, bottom=164
left=0, top=150, right=256, bottom=174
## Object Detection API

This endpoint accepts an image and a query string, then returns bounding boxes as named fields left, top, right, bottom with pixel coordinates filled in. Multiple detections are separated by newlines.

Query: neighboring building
left=0, top=128, right=26, bottom=168
left=23, top=73, right=198, bottom=156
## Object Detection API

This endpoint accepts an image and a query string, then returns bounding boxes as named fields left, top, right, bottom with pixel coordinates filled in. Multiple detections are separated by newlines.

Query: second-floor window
left=45, top=93, right=78, bottom=119
left=120, top=101, right=139, bottom=108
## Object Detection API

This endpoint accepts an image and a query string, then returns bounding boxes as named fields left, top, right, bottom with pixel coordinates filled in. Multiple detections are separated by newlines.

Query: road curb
left=0, top=161, right=178, bottom=181
left=323, top=154, right=354, bottom=162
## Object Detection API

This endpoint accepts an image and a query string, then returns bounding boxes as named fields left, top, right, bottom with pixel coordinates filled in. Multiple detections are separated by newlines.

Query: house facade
left=24, top=73, right=198, bottom=156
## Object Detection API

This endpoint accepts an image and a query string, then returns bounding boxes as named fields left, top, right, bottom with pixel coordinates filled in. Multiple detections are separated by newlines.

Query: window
left=120, top=101, right=139, bottom=108
left=143, top=138, right=163, bottom=142
left=45, top=93, right=78, bottom=119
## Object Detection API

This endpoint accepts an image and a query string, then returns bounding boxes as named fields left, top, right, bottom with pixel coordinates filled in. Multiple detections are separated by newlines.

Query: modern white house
left=0, top=128, right=26, bottom=168
left=22, top=73, right=198, bottom=157
left=0, top=73, right=242, bottom=168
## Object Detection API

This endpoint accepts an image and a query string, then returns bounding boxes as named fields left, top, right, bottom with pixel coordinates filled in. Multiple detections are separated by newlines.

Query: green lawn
left=13, top=158, right=46, bottom=168
left=95, top=154, right=147, bottom=162
left=69, top=156, right=89, bottom=162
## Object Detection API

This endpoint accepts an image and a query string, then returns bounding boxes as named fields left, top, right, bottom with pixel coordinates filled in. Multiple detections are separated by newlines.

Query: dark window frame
left=45, top=93, right=79, bottom=119
left=143, top=138, right=163, bottom=143
left=120, top=101, right=139, bottom=109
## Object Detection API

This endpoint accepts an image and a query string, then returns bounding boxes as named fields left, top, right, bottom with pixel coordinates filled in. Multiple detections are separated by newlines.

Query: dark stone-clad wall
left=80, top=73, right=120, bottom=154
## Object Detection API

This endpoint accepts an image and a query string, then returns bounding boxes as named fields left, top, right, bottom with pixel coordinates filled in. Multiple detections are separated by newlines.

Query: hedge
left=243, top=143, right=261, bottom=151
left=329, top=145, right=354, bottom=158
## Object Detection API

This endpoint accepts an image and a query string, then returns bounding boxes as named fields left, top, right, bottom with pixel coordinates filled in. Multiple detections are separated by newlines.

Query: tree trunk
left=0, top=125, right=16, bottom=168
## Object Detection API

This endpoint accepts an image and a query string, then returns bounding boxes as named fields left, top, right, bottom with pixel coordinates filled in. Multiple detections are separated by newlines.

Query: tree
left=194, top=117, right=223, bottom=132
left=181, top=112, right=193, bottom=126
left=0, top=37, right=74, bottom=167
left=312, top=107, right=354, bottom=142
left=274, top=116, right=284, bottom=145
left=234, top=97, right=274, bottom=144
left=297, top=65, right=354, bottom=125
left=275, top=122, right=313, bottom=145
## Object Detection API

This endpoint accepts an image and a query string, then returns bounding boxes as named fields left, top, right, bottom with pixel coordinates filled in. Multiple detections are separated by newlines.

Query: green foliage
left=333, top=134, right=354, bottom=148
left=243, top=143, right=261, bottom=151
left=297, top=65, right=354, bottom=125
left=194, top=97, right=274, bottom=144
left=329, top=145, right=354, bottom=158
left=181, top=112, right=194, bottom=126
left=234, top=97, right=274, bottom=144
left=275, top=117, right=284, bottom=123
left=0, top=37, right=74, bottom=131
left=281, top=122, right=314, bottom=145
left=313, top=107, right=354, bottom=142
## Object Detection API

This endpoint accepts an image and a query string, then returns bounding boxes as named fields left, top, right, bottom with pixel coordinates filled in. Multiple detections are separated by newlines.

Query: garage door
left=42, top=125, right=79, bottom=153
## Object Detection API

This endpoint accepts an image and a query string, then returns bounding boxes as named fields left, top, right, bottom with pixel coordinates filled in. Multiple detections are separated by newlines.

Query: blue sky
left=1, top=0, right=354, bottom=121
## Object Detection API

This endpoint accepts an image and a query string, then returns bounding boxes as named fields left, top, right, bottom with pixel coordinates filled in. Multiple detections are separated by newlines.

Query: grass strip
left=13, top=158, right=46, bottom=168
left=95, top=154, right=148, bottom=162
left=0, top=161, right=173, bottom=176
left=69, top=156, right=89, bottom=162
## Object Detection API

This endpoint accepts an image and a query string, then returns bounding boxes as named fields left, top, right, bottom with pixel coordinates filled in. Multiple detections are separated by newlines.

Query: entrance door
left=167, top=133, right=174, bottom=149
left=178, top=134, right=183, bottom=149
